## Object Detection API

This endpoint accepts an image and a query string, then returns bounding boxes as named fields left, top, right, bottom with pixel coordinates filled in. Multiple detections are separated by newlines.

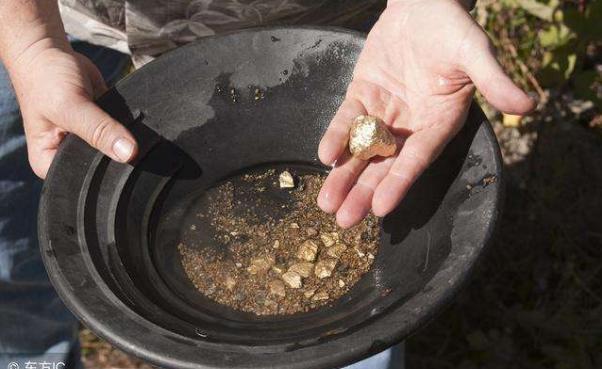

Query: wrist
left=4, top=36, right=72, bottom=88
left=0, top=0, right=71, bottom=79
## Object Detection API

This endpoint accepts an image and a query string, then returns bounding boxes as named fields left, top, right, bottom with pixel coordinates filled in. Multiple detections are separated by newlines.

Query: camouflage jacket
left=59, top=0, right=383, bottom=64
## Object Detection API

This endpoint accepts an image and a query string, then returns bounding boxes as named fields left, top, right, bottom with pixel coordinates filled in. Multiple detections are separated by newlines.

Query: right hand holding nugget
left=317, top=0, right=535, bottom=228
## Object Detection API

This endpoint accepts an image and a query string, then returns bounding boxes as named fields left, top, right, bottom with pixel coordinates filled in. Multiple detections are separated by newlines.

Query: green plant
left=476, top=0, right=601, bottom=105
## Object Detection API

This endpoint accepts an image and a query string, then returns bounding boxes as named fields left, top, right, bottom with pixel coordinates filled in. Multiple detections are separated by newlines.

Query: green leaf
left=538, top=24, right=574, bottom=49
left=541, top=51, right=553, bottom=67
left=538, top=48, right=579, bottom=86
left=516, top=0, right=555, bottom=21
left=565, top=53, right=577, bottom=79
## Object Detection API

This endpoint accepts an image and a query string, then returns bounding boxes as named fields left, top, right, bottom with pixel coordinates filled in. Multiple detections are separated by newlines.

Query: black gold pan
left=39, top=27, right=503, bottom=369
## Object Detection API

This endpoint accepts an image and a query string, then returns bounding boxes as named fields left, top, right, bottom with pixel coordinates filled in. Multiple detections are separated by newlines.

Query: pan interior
left=83, top=122, right=470, bottom=346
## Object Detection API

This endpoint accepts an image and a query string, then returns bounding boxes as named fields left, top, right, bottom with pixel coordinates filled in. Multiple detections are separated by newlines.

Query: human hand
left=317, top=0, right=535, bottom=228
left=8, top=44, right=137, bottom=178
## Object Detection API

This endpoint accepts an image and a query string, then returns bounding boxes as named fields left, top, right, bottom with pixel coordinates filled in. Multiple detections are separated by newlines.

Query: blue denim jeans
left=0, top=42, right=130, bottom=369
left=0, top=41, right=403, bottom=369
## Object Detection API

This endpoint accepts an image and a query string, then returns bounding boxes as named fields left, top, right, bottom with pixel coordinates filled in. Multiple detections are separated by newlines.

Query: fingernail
left=318, top=192, right=336, bottom=214
left=336, top=209, right=354, bottom=229
left=113, top=138, right=135, bottom=162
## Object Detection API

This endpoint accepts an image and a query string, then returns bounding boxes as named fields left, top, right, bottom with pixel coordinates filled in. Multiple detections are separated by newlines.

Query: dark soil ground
left=406, top=103, right=602, bottom=369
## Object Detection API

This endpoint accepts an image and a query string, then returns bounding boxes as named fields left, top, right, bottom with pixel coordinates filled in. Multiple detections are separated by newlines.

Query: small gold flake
left=279, top=171, right=295, bottom=188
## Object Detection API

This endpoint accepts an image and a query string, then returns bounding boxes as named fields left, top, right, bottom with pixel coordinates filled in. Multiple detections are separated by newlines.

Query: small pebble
left=304, top=288, right=316, bottom=299
left=320, top=232, right=338, bottom=247
left=281, top=271, right=302, bottom=289
left=247, top=256, right=274, bottom=275
left=271, top=265, right=285, bottom=274
left=268, top=279, right=286, bottom=298
left=234, top=291, right=245, bottom=301
left=254, top=291, right=266, bottom=305
left=279, top=171, right=295, bottom=188
left=306, top=227, right=318, bottom=236
left=338, top=279, right=346, bottom=288
left=224, top=275, right=237, bottom=291
left=297, top=240, right=318, bottom=262
left=264, top=299, right=278, bottom=311
left=483, top=176, right=497, bottom=186
left=326, top=243, right=348, bottom=259
left=206, top=283, right=216, bottom=296
left=315, top=258, right=337, bottom=279
left=312, top=291, right=329, bottom=301
left=254, top=88, right=264, bottom=101
left=288, top=262, right=314, bottom=278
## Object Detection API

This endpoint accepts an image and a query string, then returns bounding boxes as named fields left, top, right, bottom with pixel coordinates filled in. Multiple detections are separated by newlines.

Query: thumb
left=61, top=97, right=138, bottom=163
left=462, top=33, right=536, bottom=115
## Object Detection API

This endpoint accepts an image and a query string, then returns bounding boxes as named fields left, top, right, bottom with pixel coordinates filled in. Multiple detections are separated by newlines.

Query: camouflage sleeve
left=125, top=0, right=384, bottom=59
left=59, top=0, right=384, bottom=63
left=59, top=0, right=129, bottom=53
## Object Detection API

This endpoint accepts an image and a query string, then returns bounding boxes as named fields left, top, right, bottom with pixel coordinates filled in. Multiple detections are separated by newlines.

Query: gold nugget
left=349, top=115, right=396, bottom=160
